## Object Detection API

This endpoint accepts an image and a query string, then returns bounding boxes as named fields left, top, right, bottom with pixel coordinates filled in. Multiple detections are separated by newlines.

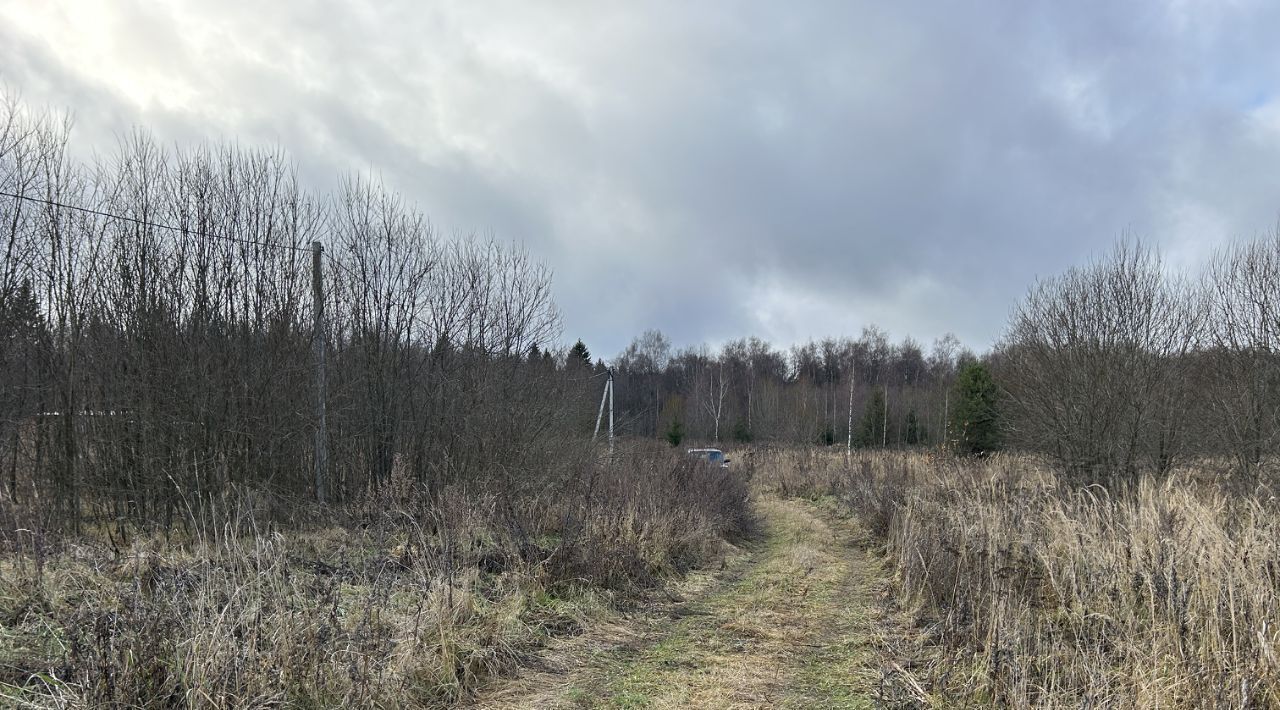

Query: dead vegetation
left=0, top=444, right=753, bottom=708
left=760, top=448, right=1280, bottom=707
left=475, top=493, right=900, bottom=710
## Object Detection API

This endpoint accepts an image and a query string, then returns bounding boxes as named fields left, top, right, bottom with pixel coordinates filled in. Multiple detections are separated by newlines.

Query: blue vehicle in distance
left=686, top=448, right=730, bottom=468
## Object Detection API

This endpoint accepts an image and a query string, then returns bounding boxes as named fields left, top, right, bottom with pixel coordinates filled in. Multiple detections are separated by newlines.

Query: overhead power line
left=0, top=189, right=311, bottom=254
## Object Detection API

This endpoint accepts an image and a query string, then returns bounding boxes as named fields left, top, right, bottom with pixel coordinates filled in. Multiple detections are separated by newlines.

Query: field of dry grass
left=0, top=445, right=753, bottom=708
left=760, top=448, right=1280, bottom=708
left=5, top=445, right=1276, bottom=708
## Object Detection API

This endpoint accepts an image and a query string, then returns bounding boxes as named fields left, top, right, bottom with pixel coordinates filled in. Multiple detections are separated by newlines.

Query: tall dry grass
left=0, top=443, right=753, bottom=708
left=759, top=448, right=1280, bottom=708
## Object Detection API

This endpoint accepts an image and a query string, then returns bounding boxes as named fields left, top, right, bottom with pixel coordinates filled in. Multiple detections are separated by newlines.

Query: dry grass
left=758, top=448, right=1280, bottom=708
left=0, top=444, right=754, bottom=708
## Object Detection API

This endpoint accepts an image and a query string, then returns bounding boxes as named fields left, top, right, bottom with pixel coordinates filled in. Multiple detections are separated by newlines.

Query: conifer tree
left=568, top=339, right=591, bottom=366
left=858, top=389, right=886, bottom=448
left=949, top=362, right=1001, bottom=455
left=665, top=417, right=685, bottom=447
left=905, top=409, right=924, bottom=445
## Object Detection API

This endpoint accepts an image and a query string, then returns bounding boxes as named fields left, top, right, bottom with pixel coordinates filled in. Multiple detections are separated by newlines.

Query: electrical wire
left=0, top=189, right=312, bottom=254
left=2, top=188, right=600, bottom=372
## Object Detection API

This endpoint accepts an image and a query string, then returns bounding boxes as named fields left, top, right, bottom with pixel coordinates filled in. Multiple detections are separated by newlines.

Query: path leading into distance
left=475, top=496, right=907, bottom=709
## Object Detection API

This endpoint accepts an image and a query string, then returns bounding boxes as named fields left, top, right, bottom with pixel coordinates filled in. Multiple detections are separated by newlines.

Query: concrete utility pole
left=882, top=384, right=888, bottom=448
left=312, top=241, right=328, bottom=503
left=593, top=373, right=609, bottom=440
left=942, top=391, right=949, bottom=450
left=593, top=368, right=615, bottom=455
left=846, top=370, right=855, bottom=457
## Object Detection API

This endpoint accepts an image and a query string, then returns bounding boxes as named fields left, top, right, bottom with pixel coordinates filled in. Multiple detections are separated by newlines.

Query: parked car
left=686, top=448, right=730, bottom=468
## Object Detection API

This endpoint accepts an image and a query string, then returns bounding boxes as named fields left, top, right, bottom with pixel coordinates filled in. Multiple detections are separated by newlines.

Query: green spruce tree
left=567, top=340, right=591, bottom=366
left=905, top=409, right=924, bottom=445
left=1, top=278, right=42, bottom=345
left=949, top=362, right=1001, bottom=455
left=665, top=417, right=685, bottom=447
left=858, top=388, right=887, bottom=448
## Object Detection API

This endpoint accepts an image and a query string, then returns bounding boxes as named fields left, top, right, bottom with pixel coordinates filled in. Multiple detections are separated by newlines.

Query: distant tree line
left=570, top=327, right=985, bottom=453
left=582, top=239, right=1280, bottom=491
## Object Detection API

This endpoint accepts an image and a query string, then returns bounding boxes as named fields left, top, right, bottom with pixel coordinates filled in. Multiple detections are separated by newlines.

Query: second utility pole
left=312, top=241, right=328, bottom=503
left=592, top=368, right=615, bottom=455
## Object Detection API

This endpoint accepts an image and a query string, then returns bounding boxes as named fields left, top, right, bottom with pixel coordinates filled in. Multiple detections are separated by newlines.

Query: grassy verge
left=0, top=447, right=754, bottom=708
left=759, top=448, right=1280, bottom=707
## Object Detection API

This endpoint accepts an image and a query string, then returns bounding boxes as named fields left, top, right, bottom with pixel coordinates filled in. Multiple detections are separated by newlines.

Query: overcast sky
left=3, top=1, right=1280, bottom=357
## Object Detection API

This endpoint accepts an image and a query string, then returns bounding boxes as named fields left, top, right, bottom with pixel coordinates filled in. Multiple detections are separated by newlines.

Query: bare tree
left=698, top=354, right=729, bottom=442
left=1000, top=241, right=1202, bottom=487
left=0, top=92, right=570, bottom=526
left=1203, top=234, right=1280, bottom=476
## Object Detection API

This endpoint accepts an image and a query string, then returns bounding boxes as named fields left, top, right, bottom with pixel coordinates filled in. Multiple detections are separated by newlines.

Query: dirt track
left=473, top=497, right=903, bottom=709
